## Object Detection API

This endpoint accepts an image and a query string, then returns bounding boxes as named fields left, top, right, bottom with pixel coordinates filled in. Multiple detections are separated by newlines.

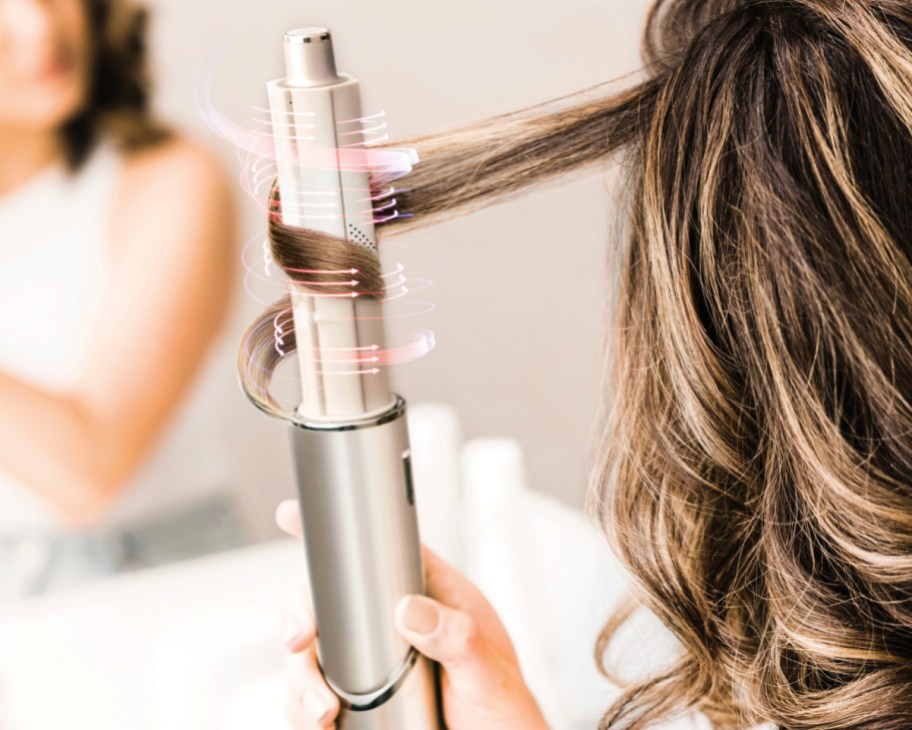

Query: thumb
left=394, top=594, right=484, bottom=670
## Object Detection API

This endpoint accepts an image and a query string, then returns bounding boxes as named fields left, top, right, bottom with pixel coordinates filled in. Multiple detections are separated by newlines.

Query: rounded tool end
left=285, top=27, right=331, bottom=45
left=283, top=27, right=341, bottom=87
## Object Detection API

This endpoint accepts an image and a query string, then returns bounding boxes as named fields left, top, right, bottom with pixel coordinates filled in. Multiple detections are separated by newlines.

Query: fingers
left=280, top=559, right=325, bottom=725
left=277, top=501, right=520, bottom=718
left=394, top=592, right=534, bottom=716
left=276, top=499, right=303, bottom=538
left=283, top=611, right=316, bottom=653
left=419, top=544, right=520, bottom=664
left=420, top=543, right=485, bottom=611
left=395, top=594, right=487, bottom=670
left=284, top=645, right=341, bottom=729
left=282, top=605, right=339, bottom=728
left=282, top=571, right=315, bottom=643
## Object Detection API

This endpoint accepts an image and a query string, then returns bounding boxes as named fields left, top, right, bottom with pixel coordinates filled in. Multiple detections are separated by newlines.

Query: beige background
left=141, top=0, right=653, bottom=538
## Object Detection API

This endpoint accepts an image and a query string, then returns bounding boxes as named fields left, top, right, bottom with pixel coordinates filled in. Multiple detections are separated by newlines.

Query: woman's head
left=0, top=0, right=168, bottom=168
left=0, top=0, right=90, bottom=132
left=239, top=0, right=912, bottom=726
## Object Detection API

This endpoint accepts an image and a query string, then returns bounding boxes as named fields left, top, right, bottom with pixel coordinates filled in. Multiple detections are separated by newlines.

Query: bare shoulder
left=121, top=134, right=229, bottom=191
left=111, top=134, right=236, bottom=251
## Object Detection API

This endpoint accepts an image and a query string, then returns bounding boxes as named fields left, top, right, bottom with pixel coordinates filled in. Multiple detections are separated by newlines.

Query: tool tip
left=284, top=27, right=331, bottom=45
left=282, top=27, right=340, bottom=87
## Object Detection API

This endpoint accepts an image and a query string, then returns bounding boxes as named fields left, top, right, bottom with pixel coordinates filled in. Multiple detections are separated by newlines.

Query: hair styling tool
left=266, top=27, right=443, bottom=728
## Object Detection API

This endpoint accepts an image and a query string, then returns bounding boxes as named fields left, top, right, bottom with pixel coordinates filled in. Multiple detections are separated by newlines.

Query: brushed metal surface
left=335, top=654, right=443, bottom=729
left=289, top=396, right=441, bottom=727
left=326, top=647, right=419, bottom=710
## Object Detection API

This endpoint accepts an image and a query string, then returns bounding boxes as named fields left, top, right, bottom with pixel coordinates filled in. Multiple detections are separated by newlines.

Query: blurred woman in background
left=0, top=0, right=241, bottom=597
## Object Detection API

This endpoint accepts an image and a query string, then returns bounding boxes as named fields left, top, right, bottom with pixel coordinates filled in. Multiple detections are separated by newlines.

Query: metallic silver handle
left=289, top=395, right=443, bottom=728
left=322, top=646, right=419, bottom=711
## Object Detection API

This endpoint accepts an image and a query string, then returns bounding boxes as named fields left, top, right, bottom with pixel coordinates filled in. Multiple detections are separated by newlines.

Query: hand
left=275, top=499, right=550, bottom=730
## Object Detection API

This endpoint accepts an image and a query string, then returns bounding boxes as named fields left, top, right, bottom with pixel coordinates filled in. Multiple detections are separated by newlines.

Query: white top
left=0, top=137, right=234, bottom=533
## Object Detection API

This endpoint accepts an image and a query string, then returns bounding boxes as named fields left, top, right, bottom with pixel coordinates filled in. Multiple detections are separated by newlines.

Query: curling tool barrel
left=268, top=27, right=392, bottom=421
left=267, top=27, right=444, bottom=728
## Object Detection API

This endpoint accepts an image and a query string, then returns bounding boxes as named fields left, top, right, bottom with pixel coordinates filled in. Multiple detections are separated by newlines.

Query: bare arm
left=0, top=137, right=238, bottom=526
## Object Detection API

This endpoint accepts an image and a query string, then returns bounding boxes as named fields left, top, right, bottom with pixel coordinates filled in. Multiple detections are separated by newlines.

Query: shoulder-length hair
left=63, top=0, right=171, bottom=169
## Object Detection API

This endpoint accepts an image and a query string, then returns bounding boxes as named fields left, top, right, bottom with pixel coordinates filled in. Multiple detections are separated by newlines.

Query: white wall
left=142, top=0, right=652, bottom=537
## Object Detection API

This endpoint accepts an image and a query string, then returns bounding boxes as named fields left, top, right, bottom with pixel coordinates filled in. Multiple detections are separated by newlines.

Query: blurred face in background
left=0, top=0, right=91, bottom=134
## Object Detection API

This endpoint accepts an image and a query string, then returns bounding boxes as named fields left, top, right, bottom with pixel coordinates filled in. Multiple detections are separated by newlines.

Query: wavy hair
left=239, top=1, right=912, bottom=726
left=63, top=0, right=171, bottom=169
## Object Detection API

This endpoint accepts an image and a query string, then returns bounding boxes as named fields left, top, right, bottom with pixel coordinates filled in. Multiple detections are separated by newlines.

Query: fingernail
left=283, top=616, right=305, bottom=650
left=275, top=500, right=297, bottom=524
left=402, top=596, right=439, bottom=635
left=302, top=690, right=330, bottom=723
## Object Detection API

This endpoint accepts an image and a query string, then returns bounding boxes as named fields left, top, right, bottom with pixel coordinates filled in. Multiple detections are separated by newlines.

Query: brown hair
left=63, top=0, right=171, bottom=169
left=239, top=1, right=912, bottom=726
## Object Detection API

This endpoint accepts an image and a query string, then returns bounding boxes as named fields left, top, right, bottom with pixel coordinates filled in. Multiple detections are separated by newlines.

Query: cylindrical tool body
left=267, top=71, right=393, bottom=420
left=289, top=395, right=443, bottom=728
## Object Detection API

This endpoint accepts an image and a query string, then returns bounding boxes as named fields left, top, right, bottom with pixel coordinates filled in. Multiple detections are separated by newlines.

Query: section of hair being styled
left=64, top=0, right=171, bottom=169
left=239, top=1, right=912, bottom=727
left=239, top=79, right=656, bottom=418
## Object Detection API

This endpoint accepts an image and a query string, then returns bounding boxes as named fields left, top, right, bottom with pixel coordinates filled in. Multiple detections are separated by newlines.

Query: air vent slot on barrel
left=348, top=223, right=377, bottom=252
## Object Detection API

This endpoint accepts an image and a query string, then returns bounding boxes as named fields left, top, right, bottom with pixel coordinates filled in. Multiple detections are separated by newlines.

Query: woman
left=0, top=0, right=237, bottom=595
left=281, top=0, right=912, bottom=727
